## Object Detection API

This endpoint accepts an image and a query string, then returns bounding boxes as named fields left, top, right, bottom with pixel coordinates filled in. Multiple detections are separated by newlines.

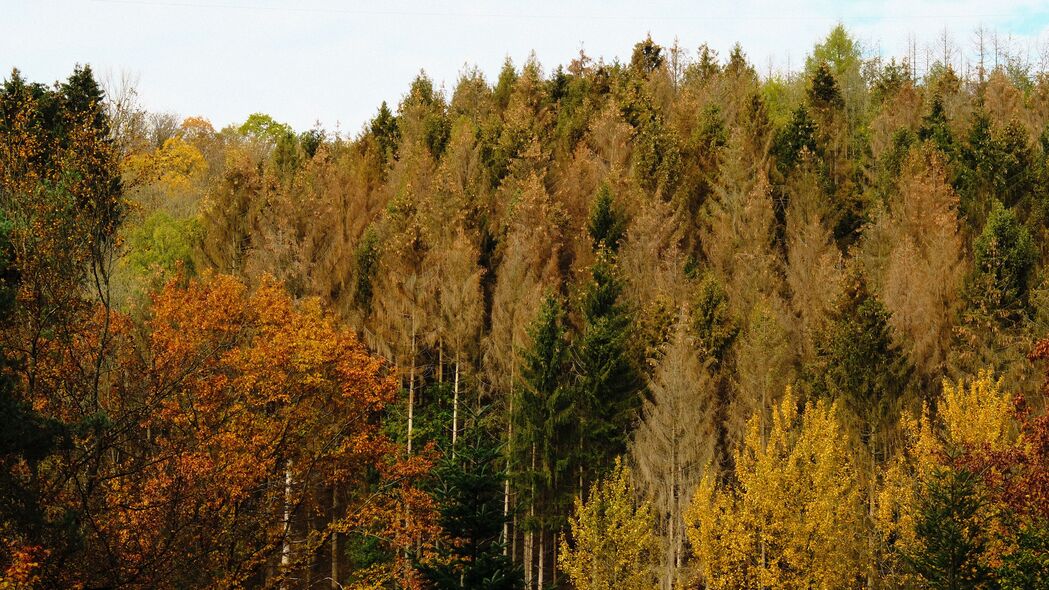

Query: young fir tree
left=816, top=272, right=912, bottom=455
left=905, top=468, right=994, bottom=590
left=573, top=248, right=645, bottom=483
left=587, top=184, right=626, bottom=253
left=421, top=409, right=524, bottom=590
left=952, top=200, right=1037, bottom=402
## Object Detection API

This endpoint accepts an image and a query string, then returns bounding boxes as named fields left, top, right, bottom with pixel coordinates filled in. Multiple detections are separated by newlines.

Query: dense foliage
left=3, top=23, right=1049, bottom=588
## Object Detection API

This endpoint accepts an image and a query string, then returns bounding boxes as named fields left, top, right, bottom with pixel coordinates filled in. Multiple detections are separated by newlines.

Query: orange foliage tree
left=73, top=274, right=439, bottom=588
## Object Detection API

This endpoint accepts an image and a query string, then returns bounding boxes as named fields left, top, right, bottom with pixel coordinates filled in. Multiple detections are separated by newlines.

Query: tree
left=631, top=313, right=716, bottom=589
left=686, top=391, right=869, bottom=589
left=808, top=62, right=844, bottom=112
left=587, top=183, right=625, bottom=252
left=816, top=272, right=912, bottom=455
left=573, top=248, right=645, bottom=480
left=514, top=294, right=573, bottom=589
left=906, top=469, right=995, bottom=590
left=239, top=112, right=293, bottom=143
left=867, top=148, right=964, bottom=389
left=421, top=410, right=524, bottom=590
left=972, top=201, right=1036, bottom=310
left=100, top=275, right=437, bottom=588
left=558, top=458, right=658, bottom=590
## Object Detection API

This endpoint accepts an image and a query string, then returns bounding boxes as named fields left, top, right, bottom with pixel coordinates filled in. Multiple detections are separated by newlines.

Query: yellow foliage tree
left=123, top=135, right=207, bottom=191
left=686, top=390, right=869, bottom=589
left=558, top=458, right=658, bottom=590
left=875, top=370, right=1016, bottom=585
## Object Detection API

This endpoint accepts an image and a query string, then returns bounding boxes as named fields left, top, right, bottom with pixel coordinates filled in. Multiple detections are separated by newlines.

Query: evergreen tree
left=817, top=272, right=911, bottom=452
left=370, top=101, right=400, bottom=166
left=808, top=62, right=844, bottom=112
left=919, top=95, right=956, bottom=158
left=772, top=105, right=819, bottom=175
left=906, top=469, right=994, bottom=590
left=972, top=201, right=1036, bottom=310
left=421, top=410, right=524, bottom=590
left=587, top=184, right=625, bottom=253
left=515, top=294, right=575, bottom=588
left=573, top=249, right=645, bottom=481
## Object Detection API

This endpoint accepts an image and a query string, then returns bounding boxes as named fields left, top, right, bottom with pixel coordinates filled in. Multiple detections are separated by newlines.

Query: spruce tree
left=572, top=249, right=644, bottom=484
left=919, top=95, right=956, bottom=159
left=421, top=410, right=524, bottom=590
left=906, top=469, right=994, bottom=590
left=587, top=184, right=625, bottom=253
left=817, top=272, right=911, bottom=452
left=972, top=201, right=1036, bottom=310
left=515, top=295, right=575, bottom=587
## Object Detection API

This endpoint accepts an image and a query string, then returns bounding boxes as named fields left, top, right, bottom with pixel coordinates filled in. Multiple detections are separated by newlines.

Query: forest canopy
left=2, top=24, right=1049, bottom=589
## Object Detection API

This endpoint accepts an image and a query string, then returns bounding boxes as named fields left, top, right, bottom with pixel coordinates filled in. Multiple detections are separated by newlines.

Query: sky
left=4, top=0, right=1049, bottom=135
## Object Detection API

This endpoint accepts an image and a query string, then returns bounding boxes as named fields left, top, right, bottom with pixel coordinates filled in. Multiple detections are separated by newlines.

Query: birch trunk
left=452, top=356, right=460, bottom=449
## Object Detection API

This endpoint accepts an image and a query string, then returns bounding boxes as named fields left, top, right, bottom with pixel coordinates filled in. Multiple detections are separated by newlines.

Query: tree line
left=1, top=24, right=1048, bottom=588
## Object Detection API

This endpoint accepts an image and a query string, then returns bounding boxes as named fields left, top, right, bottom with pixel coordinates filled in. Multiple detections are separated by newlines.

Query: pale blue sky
left=3, top=0, right=1049, bottom=134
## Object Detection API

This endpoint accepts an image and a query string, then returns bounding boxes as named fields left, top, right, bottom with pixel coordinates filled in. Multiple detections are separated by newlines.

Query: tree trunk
left=504, top=358, right=515, bottom=555
left=407, top=311, right=416, bottom=454
left=538, top=531, right=545, bottom=590
left=331, top=487, right=339, bottom=590
left=281, top=460, right=292, bottom=587
left=452, top=356, right=460, bottom=450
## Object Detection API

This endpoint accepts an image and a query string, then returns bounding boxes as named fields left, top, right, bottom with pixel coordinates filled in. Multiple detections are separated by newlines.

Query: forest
left=1, top=24, right=1048, bottom=589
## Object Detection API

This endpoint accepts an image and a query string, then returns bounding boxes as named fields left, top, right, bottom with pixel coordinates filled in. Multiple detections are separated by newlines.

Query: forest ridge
left=1, top=25, right=1048, bottom=589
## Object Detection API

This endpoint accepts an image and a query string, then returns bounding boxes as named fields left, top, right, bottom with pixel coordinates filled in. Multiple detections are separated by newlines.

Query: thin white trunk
left=281, top=459, right=292, bottom=586
left=538, top=532, right=545, bottom=590
left=503, top=357, right=515, bottom=554
left=452, top=357, right=460, bottom=449
left=407, top=311, right=416, bottom=454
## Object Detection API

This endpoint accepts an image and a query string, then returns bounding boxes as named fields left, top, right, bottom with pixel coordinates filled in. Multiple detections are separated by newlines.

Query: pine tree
left=919, top=95, right=956, bottom=158
left=905, top=469, right=994, bottom=590
left=972, top=201, right=1036, bottom=310
left=421, top=410, right=524, bottom=590
left=816, top=272, right=912, bottom=454
left=515, top=295, right=574, bottom=589
left=587, top=184, right=625, bottom=252
left=573, top=248, right=644, bottom=481
left=631, top=313, right=717, bottom=589
left=808, top=62, right=844, bottom=112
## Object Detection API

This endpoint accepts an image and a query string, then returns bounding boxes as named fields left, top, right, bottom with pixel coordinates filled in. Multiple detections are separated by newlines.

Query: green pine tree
left=421, top=409, right=524, bottom=590
left=906, top=469, right=994, bottom=590
left=816, top=272, right=911, bottom=453
left=587, top=184, right=626, bottom=253
left=572, top=249, right=645, bottom=484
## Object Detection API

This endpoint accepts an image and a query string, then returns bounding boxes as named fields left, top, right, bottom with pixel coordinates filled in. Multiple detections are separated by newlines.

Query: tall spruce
left=572, top=248, right=644, bottom=483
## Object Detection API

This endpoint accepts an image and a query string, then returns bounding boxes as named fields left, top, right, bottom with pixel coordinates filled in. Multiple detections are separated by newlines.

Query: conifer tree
left=573, top=248, right=644, bottom=481
left=631, top=313, right=716, bottom=589
left=816, top=272, right=912, bottom=454
left=587, top=184, right=626, bottom=252
left=515, top=295, right=573, bottom=589
left=421, top=410, right=524, bottom=590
